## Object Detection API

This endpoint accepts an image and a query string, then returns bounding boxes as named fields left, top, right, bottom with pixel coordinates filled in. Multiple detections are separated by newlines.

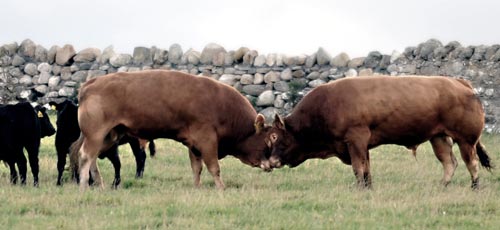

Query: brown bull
left=71, top=70, right=272, bottom=190
left=267, top=76, right=492, bottom=189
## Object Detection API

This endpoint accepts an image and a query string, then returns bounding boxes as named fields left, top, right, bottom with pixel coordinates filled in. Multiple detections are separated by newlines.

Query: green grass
left=0, top=115, right=499, bottom=229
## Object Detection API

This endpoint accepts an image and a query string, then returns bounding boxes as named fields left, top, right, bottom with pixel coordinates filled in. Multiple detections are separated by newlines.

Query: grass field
left=0, top=115, right=499, bottom=229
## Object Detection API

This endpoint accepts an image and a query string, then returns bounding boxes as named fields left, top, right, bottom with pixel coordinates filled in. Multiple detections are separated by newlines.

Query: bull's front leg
left=345, top=127, right=372, bottom=189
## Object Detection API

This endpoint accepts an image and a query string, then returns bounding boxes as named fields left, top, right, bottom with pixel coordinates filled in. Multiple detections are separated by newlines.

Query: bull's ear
left=254, top=114, right=265, bottom=134
left=273, top=114, right=285, bottom=130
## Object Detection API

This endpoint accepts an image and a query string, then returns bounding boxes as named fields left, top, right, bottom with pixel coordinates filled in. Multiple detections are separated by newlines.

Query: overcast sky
left=2, top=0, right=500, bottom=58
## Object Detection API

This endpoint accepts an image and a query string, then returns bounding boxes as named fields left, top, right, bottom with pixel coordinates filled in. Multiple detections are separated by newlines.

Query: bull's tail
left=69, top=134, right=85, bottom=182
left=476, top=141, right=493, bottom=171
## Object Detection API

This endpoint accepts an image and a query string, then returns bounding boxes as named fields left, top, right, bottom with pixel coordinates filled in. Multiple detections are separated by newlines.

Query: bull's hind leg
left=345, top=127, right=372, bottom=189
left=189, top=150, right=203, bottom=188
left=457, top=141, right=480, bottom=189
left=430, top=136, right=458, bottom=186
left=79, top=137, right=104, bottom=191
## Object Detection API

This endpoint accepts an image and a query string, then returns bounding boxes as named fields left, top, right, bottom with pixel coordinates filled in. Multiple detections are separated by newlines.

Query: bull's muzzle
left=269, top=156, right=282, bottom=168
left=259, top=160, right=273, bottom=172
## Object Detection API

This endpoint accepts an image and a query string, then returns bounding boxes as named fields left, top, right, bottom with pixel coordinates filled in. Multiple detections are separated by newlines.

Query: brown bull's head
left=266, top=114, right=301, bottom=168
left=235, top=114, right=274, bottom=172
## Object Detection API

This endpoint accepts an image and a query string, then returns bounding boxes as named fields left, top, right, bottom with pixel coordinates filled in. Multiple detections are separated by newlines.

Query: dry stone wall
left=1, top=39, right=500, bottom=132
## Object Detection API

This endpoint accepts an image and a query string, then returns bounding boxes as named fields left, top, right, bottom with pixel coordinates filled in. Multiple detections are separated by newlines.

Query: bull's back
left=78, top=70, right=255, bottom=138
left=292, top=76, right=482, bottom=144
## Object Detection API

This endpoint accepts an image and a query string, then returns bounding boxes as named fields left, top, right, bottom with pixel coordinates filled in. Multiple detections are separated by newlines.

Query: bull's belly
left=369, top=132, right=435, bottom=149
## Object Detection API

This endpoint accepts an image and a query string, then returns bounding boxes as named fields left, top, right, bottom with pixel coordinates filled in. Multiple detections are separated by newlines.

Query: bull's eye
left=270, top=133, right=278, bottom=143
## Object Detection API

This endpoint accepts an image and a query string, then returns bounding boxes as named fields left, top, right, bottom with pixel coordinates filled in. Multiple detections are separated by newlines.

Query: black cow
left=0, top=102, right=56, bottom=186
left=49, top=100, right=156, bottom=188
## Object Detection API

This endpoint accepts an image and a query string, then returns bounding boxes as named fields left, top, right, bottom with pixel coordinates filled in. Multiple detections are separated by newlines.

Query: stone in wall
left=168, top=44, right=183, bottom=65
left=55, top=44, right=76, bottom=65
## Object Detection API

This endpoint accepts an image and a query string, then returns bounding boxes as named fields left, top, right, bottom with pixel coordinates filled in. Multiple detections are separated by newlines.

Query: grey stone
left=348, top=57, right=365, bottom=68
left=296, top=55, right=307, bottom=66
left=400, top=64, right=417, bottom=74
left=274, top=95, right=285, bottom=108
left=316, top=47, right=332, bottom=65
left=240, top=74, right=254, bottom=85
left=19, top=75, right=32, bottom=85
left=344, top=68, right=358, bottom=77
left=64, top=81, right=78, bottom=87
left=184, top=49, right=200, bottom=65
left=11, top=55, right=25, bottom=66
left=390, top=51, right=402, bottom=63
left=275, top=54, right=285, bottom=66
left=224, top=51, right=235, bottom=66
left=87, top=70, right=107, bottom=81
left=254, top=73, right=264, bottom=84
left=9, top=68, right=23, bottom=77
left=117, top=66, right=129, bottom=72
left=46, top=91, right=59, bottom=98
left=71, top=71, right=88, bottom=82
left=35, top=45, right=48, bottom=62
left=47, top=45, right=59, bottom=64
left=364, top=51, right=383, bottom=68
left=284, top=55, right=298, bottom=66
left=168, top=44, right=183, bottom=64
left=292, top=70, right=305, bottom=78
left=243, top=50, right=258, bottom=66
left=485, top=45, right=500, bottom=60
left=266, top=53, right=277, bottom=66
left=38, top=72, right=51, bottom=84
left=34, top=85, right=48, bottom=94
left=2, top=42, right=18, bottom=56
left=444, top=61, right=464, bottom=75
left=58, top=87, right=75, bottom=97
left=256, top=90, right=275, bottom=106
left=48, top=76, right=61, bottom=87
left=459, top=47, right=474, bottom=60
left=55, top=44, right=76, bottom=65
left=200, top=43, right=227, bottom=65
left=60, top=67, right=72, bottom=80
left=219, top=74, right=237, bottom=86
left=471, top=45, right=487, bottom=61
left=264, top=71, right=280, bottom=83
left=331, top=52, right=350, bottom=67
left=1, top=55, right=12, bottom=66
left=99, top=46, right=115, bottom=64
left=152, top=47, right=168, bottom=65
left=242, top=85, right=266, bottom=96
left=417, top=39, right=442, bottom=60
left=306, top=71, right=320, bottom=80
left=274, top=81, right=290, bottom=92
left=24, top=63, right=39, bottom=76
left=74, top=48, right=101, bottom=63
left=358, top=68, right=373, bottom=76
left=254, top=55, right=266, bottom=67
left=132, top=47, right=151, bottom=65
left=234, top=47, right=250, bottom=63
left=77, top=62, right=92, bottom=70
left=305, top=53, right=316, bottom=68
left=281, top=68, right=293, bottom=80
left=109, top=54, right=132, bottom=67
left=18, top=39, right=36, bottom=59
left=308, top=79, right=326, bottom=88
left=38, top=63, right=52, bottom=73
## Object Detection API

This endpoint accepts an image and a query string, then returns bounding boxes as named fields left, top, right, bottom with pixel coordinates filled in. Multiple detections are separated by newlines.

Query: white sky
left=2, top=0, right=500, bottom=58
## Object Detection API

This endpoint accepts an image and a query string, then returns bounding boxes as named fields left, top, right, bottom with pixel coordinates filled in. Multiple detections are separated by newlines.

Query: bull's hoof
left=471, top=178, right=479, bottom=190
left=112, top=178, right=121, bottom=189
